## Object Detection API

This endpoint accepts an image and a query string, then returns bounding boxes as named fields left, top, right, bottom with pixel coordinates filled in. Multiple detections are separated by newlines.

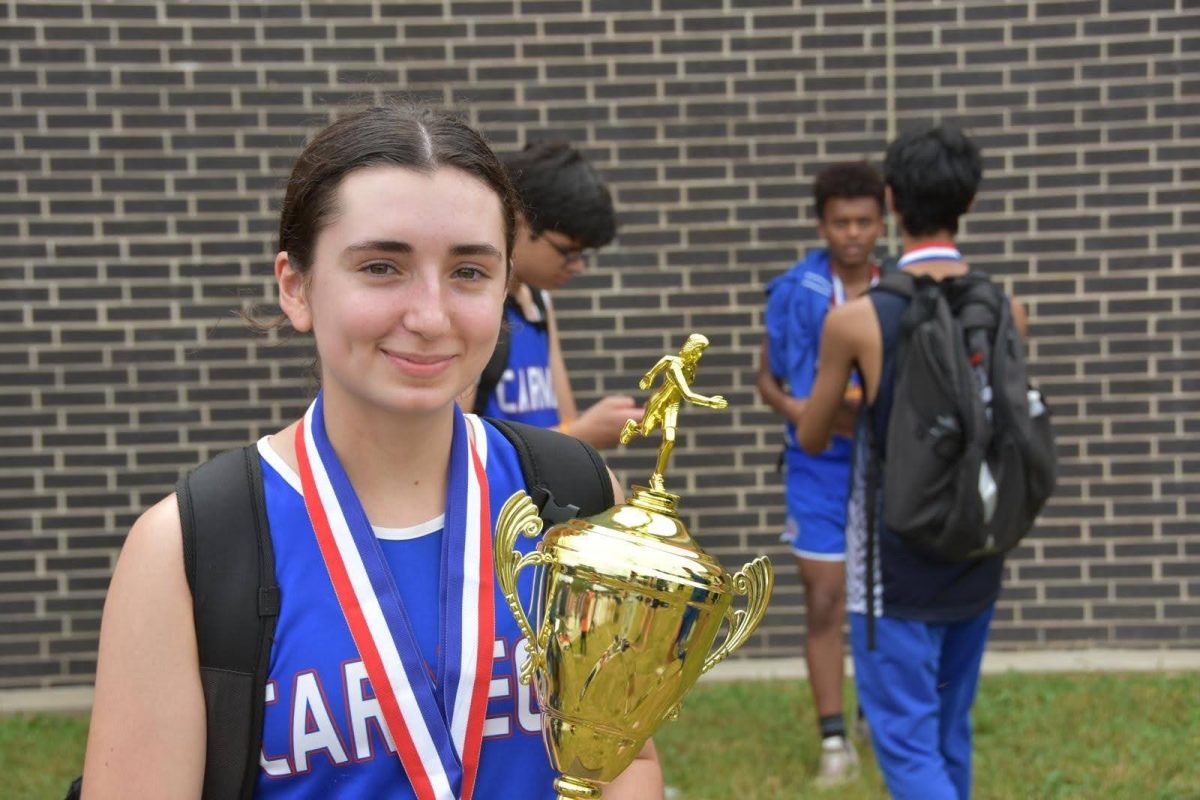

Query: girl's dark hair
left=279, top=104, right=520, bottom=275
left=812, top=161, right=885, bottom=220
left=884, top=123, right=982, bottom=237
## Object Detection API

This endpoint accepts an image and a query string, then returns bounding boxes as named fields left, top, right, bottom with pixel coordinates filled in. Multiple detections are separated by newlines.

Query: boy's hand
left=571, top=395, right=642, bottom=449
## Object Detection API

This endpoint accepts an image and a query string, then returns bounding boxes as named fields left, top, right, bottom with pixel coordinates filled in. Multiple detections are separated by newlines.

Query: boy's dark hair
left=884, top=123, right=982, bottom=237
left=812, top=161, right=885, bottom=220
left=502, top=142, right=617, bottom=249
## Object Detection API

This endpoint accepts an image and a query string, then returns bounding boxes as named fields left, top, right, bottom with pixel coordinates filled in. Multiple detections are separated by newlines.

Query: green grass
left=3, top=673, right=1198, bottom=799
left=0, top=712, right=88, bottom=800
left=654, top=672, right=1200, bottom=800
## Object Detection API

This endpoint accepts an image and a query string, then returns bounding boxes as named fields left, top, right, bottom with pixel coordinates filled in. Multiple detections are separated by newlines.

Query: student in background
left=799, top=124, right=1026, bottom=800
left=757, top=162, right=885, bottom=786
left=463, top=142, right=639, bottom=449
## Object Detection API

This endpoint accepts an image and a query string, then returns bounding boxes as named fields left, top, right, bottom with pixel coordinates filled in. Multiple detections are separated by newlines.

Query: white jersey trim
left=256, top=435, right=445, bottom=541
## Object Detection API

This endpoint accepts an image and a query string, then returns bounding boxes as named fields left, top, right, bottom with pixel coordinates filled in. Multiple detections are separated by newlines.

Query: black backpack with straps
left=866, top=270, right=1056, bottom=562
left=67, top=419, right=612, bottom=800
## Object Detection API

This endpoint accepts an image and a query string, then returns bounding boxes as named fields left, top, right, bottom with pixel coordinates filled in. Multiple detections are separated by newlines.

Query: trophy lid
left=541, top=494, right=731, bottom=595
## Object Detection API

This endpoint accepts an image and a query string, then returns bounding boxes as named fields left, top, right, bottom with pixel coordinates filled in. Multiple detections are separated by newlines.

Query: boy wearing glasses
left=464, top=142, right=639, bottom=448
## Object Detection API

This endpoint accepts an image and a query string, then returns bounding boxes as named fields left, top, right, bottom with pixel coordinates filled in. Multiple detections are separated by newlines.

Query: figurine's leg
left=651, top=403, right=680, bottom=488
left=619, top=418, right=638, bottom=444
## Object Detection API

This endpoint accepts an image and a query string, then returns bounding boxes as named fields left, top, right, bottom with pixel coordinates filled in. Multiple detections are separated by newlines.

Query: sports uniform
left=478, top=293, right=560, bottom=429
left=765, top=248, right=875, bottom=561
left=252, top=411, right=556, bottom=799
left=845, top=249, right=1005, bottom=800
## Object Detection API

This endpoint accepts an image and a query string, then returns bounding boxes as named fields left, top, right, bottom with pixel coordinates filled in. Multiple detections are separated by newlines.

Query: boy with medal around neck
left=82, top=105, right=663, bottom=800
left=797, top=124, right=1027, bottom=800
left=757, top=161, right=885, bottom=786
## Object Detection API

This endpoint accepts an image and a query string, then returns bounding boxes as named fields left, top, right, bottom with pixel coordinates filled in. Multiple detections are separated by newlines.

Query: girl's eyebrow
left=344, top=240, right=412, bottom=255
left=343, top=241, right=502, bottom=260
left=449, top=243, right=503, bottom=259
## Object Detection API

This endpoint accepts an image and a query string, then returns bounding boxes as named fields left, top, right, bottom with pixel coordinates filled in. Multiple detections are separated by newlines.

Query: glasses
left=543, top=235, right=593, bottom=266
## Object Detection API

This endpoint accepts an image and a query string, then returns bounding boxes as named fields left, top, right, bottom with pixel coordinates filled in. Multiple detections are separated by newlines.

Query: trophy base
left=553, top=775, right=602, bottom=799
left=628, top=485, right=679, bottom=516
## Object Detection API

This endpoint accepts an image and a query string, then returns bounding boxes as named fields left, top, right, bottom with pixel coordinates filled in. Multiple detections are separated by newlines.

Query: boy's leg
left=797, top=554, right=856, bottom=784
left=936, top=606, right=994, bottom=800
left=849, top=612, right=957, bottom=800
left=797, top=556, right=847, bottom=723
left=790, top=511, right=857, bottom=782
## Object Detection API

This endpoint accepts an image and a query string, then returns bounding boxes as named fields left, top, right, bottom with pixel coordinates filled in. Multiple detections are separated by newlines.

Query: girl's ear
left=275, top=251, right=312, bottom=333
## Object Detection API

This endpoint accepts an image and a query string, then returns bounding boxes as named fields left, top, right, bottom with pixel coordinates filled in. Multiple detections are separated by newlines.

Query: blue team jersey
left=481, top=295, right=561, bottom=429
left=253, top=422, right=556, bottom=799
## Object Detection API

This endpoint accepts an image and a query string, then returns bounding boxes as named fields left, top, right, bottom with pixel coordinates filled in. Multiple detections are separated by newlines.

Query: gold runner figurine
left=620, top=333, right=728, bottom=493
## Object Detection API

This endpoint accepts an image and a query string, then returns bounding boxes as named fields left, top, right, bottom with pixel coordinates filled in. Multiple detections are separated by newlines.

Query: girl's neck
left=319, top=386, right=456, bottom=529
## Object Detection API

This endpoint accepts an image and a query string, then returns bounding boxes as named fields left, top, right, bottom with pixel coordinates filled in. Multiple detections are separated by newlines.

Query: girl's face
left=277, top=165, right=509, bottom=418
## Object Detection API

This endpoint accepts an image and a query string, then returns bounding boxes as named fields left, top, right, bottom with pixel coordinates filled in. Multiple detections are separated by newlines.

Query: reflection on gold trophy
left=494, top=334, right=774, bottom=799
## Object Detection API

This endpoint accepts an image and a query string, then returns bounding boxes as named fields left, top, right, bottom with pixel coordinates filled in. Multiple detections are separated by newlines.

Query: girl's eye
left=363, top=262, right=394, bottom=276
left=454, top=265, right=486, bottom=281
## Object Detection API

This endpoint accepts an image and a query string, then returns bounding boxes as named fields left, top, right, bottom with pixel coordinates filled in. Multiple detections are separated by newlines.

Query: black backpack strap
left=872, top=269, right=917, bottom=300
left=177, top=445, right=279, bottom=800
left=474, top=320, right=511, bottom=416
left=485, top=417, right=614, bottom=525
left=474, top=291, right=553, bottom=416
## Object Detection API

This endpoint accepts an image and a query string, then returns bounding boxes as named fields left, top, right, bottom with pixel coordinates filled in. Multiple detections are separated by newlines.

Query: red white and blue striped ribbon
left=294, top=393, right=494, bottom=800
left=897, top=243, right=963, bottom=268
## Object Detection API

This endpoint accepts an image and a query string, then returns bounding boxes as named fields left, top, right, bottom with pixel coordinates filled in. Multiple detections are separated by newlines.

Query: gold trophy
left=494, top=334, right=774, bottom=799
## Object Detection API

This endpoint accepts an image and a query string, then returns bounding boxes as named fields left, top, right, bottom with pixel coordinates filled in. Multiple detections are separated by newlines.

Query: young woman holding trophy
left=81, top=105, right=662, bottom=799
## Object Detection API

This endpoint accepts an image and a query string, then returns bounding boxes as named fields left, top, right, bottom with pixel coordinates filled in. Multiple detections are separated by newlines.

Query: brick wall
left=1, top=0, right=1197, bottom=690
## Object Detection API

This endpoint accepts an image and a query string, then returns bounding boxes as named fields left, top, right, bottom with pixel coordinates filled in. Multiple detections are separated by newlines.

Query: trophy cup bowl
left=494, top=335, right=773, bottom=799
left=495, top=488, right=772, bottom=799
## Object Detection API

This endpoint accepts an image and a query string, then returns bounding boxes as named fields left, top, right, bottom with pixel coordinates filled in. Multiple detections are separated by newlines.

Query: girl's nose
left=401, top=275, right=452, bottom=338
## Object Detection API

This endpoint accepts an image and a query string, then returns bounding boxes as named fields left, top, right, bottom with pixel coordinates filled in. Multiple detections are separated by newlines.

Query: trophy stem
left=552, top=776, right=602, bottom=799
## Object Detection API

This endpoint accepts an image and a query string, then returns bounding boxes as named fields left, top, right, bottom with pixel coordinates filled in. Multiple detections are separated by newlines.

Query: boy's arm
left=756, top=337, right=808, bottom=427
left=545, top=293, right=640, bottom=448
left=545, top=293, right=579, bottom=426
left=797, top=303, right=867, bottom=454
left=1011, top=297, right=1029, bottom=339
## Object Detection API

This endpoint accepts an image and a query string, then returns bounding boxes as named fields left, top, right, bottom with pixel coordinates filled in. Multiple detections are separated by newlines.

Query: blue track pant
left=849, top=606, right=994, bottom=800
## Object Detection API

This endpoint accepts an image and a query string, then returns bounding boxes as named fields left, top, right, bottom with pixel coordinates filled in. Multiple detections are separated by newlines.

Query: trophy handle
left=494, top=490, right=552, bottom=685
left=700, top=556, right=774, bottom=676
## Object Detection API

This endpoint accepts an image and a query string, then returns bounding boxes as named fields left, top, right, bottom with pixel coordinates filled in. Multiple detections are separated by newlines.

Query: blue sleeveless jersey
left=253, top=422, right=557, bottom=798
left=843, top=290, right=1005, bottom=623
left=481, top=295, right=561, bottom=429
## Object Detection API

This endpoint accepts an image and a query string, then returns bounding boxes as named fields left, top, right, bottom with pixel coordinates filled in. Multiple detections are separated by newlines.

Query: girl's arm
left=603, top=738, right=665, bottom=799
left=82, top=494, right=206, bottom=799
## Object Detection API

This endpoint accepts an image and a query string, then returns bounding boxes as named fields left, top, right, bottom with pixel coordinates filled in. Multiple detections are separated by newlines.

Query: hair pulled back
left=278, top=105, right=519, bottom=275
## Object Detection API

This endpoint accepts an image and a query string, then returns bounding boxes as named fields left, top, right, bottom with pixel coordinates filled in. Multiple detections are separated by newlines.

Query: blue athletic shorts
left=782, top=513, right=846, bottom=561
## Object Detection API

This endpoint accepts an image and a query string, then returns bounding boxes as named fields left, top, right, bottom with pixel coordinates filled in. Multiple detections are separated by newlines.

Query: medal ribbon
left=897, top=242, right=963, bottom=269
left=294, top=394, right=494, bottom=800
left=831, top=263, right=881, bottom=307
